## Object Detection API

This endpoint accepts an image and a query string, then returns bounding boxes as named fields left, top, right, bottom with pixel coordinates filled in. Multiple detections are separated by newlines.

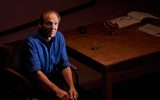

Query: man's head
left=39, top=9, right=61, bottom=39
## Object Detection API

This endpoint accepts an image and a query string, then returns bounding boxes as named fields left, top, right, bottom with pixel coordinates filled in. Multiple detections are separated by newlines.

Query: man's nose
left=49, top=24, right=56, bottom=29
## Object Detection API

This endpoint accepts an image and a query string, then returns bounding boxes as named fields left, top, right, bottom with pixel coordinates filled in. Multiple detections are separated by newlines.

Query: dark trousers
left=31, top=72, right=69, bottom=100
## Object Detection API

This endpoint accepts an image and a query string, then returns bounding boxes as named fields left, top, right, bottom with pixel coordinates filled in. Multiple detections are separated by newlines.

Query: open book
left=111, top=11, right=160, bottom=28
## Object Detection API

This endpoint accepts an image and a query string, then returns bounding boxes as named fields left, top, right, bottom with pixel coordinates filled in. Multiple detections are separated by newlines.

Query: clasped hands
left=56, top=88, right=78, bottom=100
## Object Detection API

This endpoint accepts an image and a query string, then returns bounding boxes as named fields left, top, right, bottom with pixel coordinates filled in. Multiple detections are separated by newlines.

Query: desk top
left=63, top=22, right=160, bottom=70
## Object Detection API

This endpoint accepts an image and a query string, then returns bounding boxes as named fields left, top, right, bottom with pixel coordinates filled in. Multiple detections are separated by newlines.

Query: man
left=19, top=9, right=78, bottom=100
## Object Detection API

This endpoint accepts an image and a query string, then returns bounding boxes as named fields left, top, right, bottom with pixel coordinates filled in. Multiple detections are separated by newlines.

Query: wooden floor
left=70, top=57, right=160, bottom=100
left=78, top=72, right=160, bottom=100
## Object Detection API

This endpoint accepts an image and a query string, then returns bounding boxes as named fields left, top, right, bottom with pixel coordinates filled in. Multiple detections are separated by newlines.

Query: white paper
left=127, top=11, right=159, bottom=21
left=138, top=24, right=160, bottom=37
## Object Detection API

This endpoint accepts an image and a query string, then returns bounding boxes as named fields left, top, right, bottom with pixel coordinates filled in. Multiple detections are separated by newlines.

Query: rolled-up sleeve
left=22, top=39, right=41, bottom=72
left=28, top=41, right=41, bottom=71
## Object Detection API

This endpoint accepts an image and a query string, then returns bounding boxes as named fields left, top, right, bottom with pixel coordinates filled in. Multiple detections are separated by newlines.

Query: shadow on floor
left=78, top=72, right=160, bottom=100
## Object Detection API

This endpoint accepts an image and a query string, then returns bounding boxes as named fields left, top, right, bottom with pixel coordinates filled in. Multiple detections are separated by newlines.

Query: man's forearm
left=35, top=70, right=71, bottom=99
left=35, top=70, right=60, bottom=93
left=62, top=67, right=75, bottom=88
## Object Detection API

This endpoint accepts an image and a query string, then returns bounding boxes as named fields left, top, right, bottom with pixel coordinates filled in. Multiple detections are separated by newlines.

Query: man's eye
left=55, top=22, right=58, bottom=25
left=45, top=22, right=52, bottom=26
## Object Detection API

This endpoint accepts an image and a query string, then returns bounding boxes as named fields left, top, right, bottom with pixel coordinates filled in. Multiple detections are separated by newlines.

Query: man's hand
left=56, top=89, right=71, bottom=100
left=69, top=87, right=78, bottom=100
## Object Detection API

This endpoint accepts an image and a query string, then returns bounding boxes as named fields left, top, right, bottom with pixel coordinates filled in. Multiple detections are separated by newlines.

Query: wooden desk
left=63, top=22, right=160, bottom=100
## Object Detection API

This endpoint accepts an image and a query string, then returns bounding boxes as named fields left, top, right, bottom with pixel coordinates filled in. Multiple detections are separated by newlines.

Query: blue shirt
left=20, top=30, right=71, bottom=76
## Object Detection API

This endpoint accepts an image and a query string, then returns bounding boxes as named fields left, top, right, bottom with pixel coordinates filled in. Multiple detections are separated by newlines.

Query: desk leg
left=102, top=72, right=112, bottom=100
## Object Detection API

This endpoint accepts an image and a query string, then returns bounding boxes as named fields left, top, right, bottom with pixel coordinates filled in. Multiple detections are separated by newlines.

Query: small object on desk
left=103, top=20, right=119, bottom=36
left=90, top=41, right=98, bottom=50
left=77, top=26, right=87, bottom=34
left=91, top=47, right=97, bottom=50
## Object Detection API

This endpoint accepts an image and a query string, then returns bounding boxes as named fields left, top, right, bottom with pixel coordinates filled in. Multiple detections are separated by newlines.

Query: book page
left=128, top=11, right=160, bottom=21
left=138, top=24, right=160, bottom=37
left=111, top=16, right=139, bottom=28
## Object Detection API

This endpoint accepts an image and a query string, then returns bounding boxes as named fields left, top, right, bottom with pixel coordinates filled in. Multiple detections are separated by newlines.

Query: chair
left=0, top=43, right=79, bottom=100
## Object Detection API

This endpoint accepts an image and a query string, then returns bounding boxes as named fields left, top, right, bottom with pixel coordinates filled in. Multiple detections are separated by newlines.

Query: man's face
left=41, top=12, right=59, bottom=38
